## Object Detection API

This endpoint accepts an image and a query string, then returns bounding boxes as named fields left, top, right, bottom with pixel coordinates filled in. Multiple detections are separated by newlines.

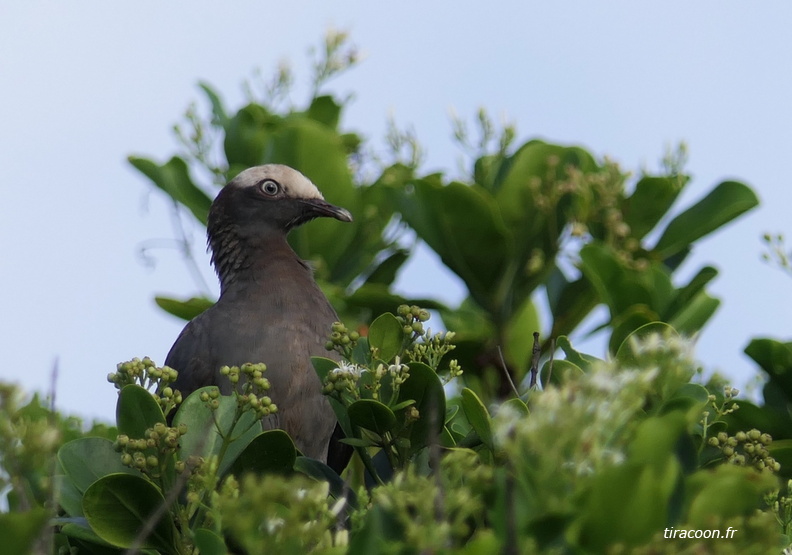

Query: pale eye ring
left=260, top=179, right=280, bottom=196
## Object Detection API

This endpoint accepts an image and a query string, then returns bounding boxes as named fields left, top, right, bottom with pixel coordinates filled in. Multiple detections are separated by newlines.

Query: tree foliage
left=5, top=32, right=792, bottom=554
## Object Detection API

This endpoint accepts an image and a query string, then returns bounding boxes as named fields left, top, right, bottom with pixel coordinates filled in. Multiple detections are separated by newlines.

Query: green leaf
left=397, top=178, right=512, bottom=311
left=198, top=81, right=228, bottom=126
left=0, top=509, right=51, bottom=555
left=154, top=295, right=214, bottom=321
left=348, top=399, right=398, bottom=436
left=654, top=180, right=759, bottom=258
left=228, top=430, right=296, bottom=476
left=629, top=412, right=687, bottom=465
left=116, top=384, right=166, bottom=440
left=622, top=175, right=686, bottom=239
left=546, top=272, right=599, bottom=342
left=54, top=474, right=85, bottom=517
left=294, top=456, right=358, bottom=509
left=608, top=306, right=661, bottom=356
left=745, top=338, right=792, bottom=400
left=460, top=388, right=493, bottom=450
left=60, top=522, right=120, bottom=552
left=172, top=388, right=261, bottom=476
left=539, top=359, right=584, bottom=387
left=397, top=363, right=447, bottom=455
left=614, top=322, right=679, bottom=367
left=311, top=356, right=341, bottom=382
left=58, top=438, right=138, bottom=494
left=128, top=155, right=213, bottom=225
left=83, top=473, right=176, bottom=553
left=556, top=336, right=602, bottom=372
left=364, top=249, right=410, bottom=286
left=503, top=297, right=541, bottom=375
left=267, top=117, right=360, bottom=269
left=223, top=103, right=275, bottom=169
left=194, top=528, right=227, bottom=555
left=686, top=465, right=777, bottom=527
left=305, top=95, right=342, bottom=129
left=500, top=397, right=529, bottom=417
left=579, top=457, right=680, bottom=549
left=368, top=313, right=404, bottom=362
left=580, top=242, right=674, bottom=318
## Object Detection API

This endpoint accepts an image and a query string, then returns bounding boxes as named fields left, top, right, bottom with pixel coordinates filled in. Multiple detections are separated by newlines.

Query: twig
left=496, top=346, right=520, bottom=398
left=529, top=332, right=541, bottom=388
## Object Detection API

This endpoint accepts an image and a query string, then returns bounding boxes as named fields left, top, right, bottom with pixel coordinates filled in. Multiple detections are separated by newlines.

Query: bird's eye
left=260, top=179, right=280, bottom=196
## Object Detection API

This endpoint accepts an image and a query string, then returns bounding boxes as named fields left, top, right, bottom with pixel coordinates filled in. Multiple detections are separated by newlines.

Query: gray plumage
left=165, top=164, right=352, bottom=462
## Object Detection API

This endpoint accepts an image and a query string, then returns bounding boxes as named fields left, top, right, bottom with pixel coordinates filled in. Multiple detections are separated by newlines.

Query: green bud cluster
left=397, top=305, right=462, bottom=380
left=324, top=321, right=360, bottom=359
left=108, top=357, right=183, bottom=414
left=114, top=421, right=188, bottom=478
left=767, top=479, right=792, bottom=538
left=219, top=363, right=278, bottom=419
left=396, top=304, right=431, bottom=337
left=708, top=428, right=780, bottom=473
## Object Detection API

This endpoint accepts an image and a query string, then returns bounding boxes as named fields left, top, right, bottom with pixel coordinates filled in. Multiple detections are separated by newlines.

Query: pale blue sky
left=2, top=2, right=791, bottom=421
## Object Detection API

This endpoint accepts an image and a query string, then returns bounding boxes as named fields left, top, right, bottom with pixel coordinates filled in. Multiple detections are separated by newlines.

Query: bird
left=164, top=164, right=353, bottom=462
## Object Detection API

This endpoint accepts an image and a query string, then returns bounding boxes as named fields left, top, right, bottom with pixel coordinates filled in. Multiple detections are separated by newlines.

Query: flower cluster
left=115, top=422, right=190, bottom=478
left=708, top=428, right=780, bottom=473
left=219, top=363, right=278, bottom=419
left=397, top=305, right=461, bottom=382
left=108, top=357, right=182, bottom=414
left=324, top=321, right=361, bottom=360
left=215, top=473, right=348, bottom=552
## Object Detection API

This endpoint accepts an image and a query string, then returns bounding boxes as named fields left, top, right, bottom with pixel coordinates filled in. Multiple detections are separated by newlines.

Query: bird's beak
left=300, top=198, right=353, bottom=223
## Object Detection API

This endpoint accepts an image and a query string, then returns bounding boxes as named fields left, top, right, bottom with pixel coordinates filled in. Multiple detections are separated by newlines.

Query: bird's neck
left=210, top=225, right=309, bottom=295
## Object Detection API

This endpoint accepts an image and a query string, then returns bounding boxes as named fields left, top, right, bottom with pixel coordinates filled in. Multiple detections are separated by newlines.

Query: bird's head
left=207, top=164, right=353, bottom=285
left=209, top=164, right=353, bottom=235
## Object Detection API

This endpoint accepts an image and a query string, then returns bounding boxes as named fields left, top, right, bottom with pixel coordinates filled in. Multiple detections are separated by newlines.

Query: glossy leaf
left=194, top=528, right=227, bottom=555
left=614, top=321, right=679, bottom=367
left=539, top=359, right=584, bottom=387
left=556, top=336, right=602, bottom=372
left=622, top=175, right=685, bottom=240
left=116, top=384, right=166, bottom=440
left=154, top=295, right=214, bottom=322
left=579, top=457, right=679, bottom=549
left=83, top=473, right=176, bottom=553
left=460, top=388, right=493, bottom=450
left=266, top=117, right=359, bottom=269
left=654, top=180, right=758, bottom=258
left=503, top=297, right=541, bottom=375
left=172, top=387, right=261, bottom=476
left=745, top=338, right=792, bottom=398
left=500, top=397, right=529, bottom=417
left=397, top=178, right=511, bottom=311
left=348, top=399, right=398, bottom=436
left=397, top=363, right=446, bottom=455
left=127, top=155, right=212, bottom=224
left=368, top=312, right=404, bottom=362
left=580, top=242, right=674, bottom=318
left=294, top=456, right=359, bottom=508
left=58, top=438, right=137, bottom=493
left=305, top=95, right=341, bottom=129
left=607, top=306, right=661, bottom=356
left=228, top=430, right=296, bottom=476
left=198, top=81, right=228, bottom=125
